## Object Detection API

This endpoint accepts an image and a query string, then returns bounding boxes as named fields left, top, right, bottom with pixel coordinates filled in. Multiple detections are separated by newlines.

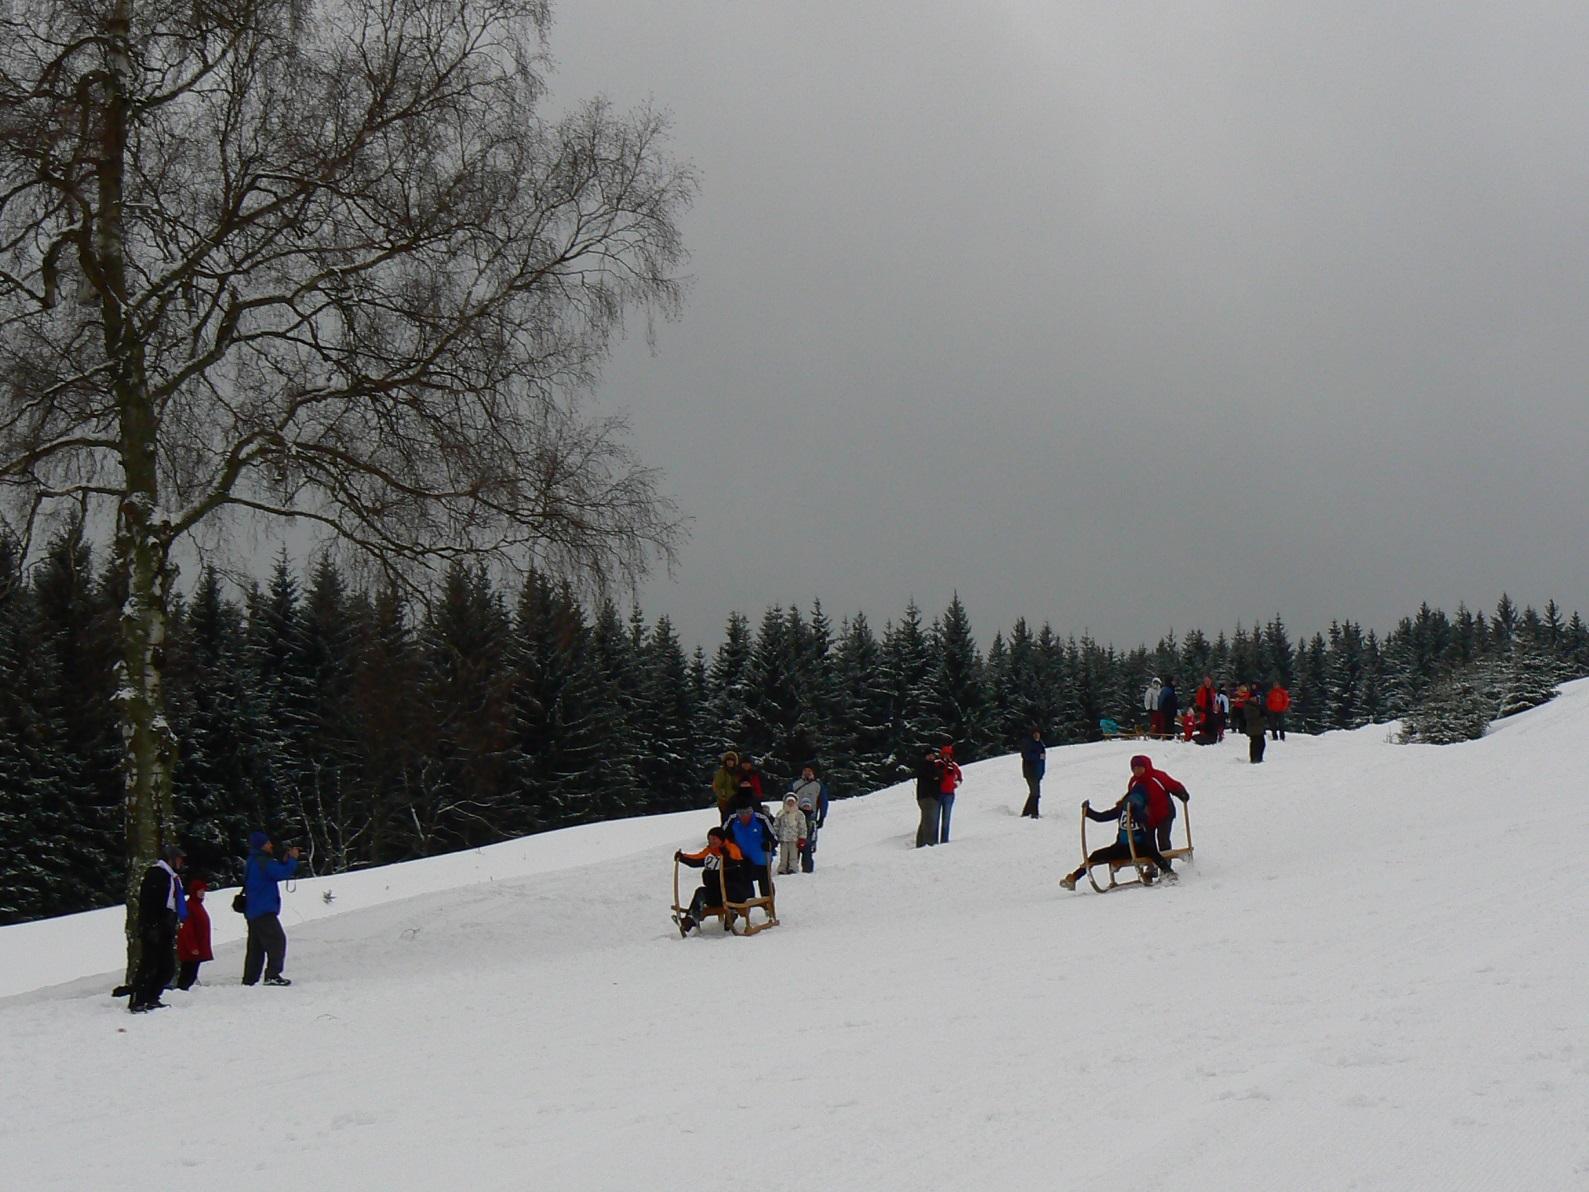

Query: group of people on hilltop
left=121, top=830, right=302, bottom=1013
left=1147, top=675, right=1291, bottom=764
left=679, top=753, right=832, bottom=936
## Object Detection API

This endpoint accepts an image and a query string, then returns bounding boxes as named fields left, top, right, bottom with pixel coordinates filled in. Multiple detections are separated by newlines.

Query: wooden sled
left=672, top=857, right=779, bottom=936
left=1077, top=800, right=1194, bottom=893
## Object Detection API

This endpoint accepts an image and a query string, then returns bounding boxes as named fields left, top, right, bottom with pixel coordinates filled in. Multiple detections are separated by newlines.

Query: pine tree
left=928, top=593, right=987, bottom=759
left=707, top=612, right=753, bottom=754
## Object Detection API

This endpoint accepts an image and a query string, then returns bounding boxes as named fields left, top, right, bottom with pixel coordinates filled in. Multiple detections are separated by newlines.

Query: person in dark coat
left=242, top=831, right=300, bottom=987
left=1019, top=727, right=1046, bottom=818
left=175, top=877, right=213, bottom=990
left=914, top=747, right=944, bottom=847
left=1242, top=695, right=1267, bottom=763
left=130, top=843, right=187, bottom=1013
left=1157, top=679, right=1179, bottom=739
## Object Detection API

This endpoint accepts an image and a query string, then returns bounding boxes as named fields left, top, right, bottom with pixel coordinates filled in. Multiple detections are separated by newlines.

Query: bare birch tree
left=0, top=0, right=692, bottom=972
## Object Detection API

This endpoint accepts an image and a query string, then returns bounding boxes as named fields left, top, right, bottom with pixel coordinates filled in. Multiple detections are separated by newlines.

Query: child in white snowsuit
left=773, top=795, right=807, bottom=876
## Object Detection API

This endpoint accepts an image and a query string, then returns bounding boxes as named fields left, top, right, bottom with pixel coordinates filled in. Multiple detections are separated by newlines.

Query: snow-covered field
left=4, top=683, right=1588, bottom=1190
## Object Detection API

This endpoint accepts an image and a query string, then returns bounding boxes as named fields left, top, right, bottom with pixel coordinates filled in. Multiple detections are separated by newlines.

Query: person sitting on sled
left=674, top=827, right=747, bottom=936
left=1060, top=778, right=1177, bottom=891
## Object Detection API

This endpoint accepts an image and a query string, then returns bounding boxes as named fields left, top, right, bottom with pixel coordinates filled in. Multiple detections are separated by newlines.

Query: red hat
left=1130, top=754, right=1152, bottom=770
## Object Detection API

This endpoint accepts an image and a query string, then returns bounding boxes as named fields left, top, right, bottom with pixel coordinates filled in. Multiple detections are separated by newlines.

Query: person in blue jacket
left=1019, top=726, right=1046, bottom=819
left=1059, top=780, right=1177, bottom=890
left=724, top=798, right=777, bottom=900
left=242, top=830, right=301, bottom=986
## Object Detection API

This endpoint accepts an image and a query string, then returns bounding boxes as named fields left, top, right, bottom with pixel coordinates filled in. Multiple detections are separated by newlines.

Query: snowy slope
left=3, top=682, right=1588, bottom=1191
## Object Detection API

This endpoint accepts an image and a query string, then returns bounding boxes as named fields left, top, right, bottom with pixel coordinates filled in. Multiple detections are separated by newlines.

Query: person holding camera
left=241, top=830, right=300, bottom=987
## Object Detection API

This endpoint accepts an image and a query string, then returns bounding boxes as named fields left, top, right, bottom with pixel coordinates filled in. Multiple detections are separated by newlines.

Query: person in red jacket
left=1128, top=754, right=1190, bottom=851
left=937, top=744, right=964, bottom=843
left=175, top=877, right=213, bottom=990
left=1266, top=682, right=1291, bottom=740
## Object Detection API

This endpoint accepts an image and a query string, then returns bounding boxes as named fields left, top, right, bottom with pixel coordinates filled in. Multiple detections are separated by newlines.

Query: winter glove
left=797, top=839, right=807, bottom=850
left=674, top=850, right=682, bottom=861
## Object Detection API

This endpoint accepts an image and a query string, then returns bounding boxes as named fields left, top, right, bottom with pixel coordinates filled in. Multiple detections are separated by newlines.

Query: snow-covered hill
left=4, top=683, right=1588, bottom=1190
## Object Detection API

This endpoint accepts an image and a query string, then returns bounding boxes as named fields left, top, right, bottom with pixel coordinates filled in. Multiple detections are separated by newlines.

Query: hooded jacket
left=774, top=797, right=808, bottom=844
left=1128, top=754, right=1189, bottom=829
left=1143, top=679, right=1162, bottom=713
left=177, top=881, right=214, bottom=962
left=712, top=753, right=740, bottom=815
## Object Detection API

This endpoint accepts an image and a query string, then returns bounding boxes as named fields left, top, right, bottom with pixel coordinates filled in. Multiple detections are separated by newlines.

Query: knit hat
left=784, top=795, right=797, bottom=807
left=187, top=877, right=208, bottom=895
left=1130, top=755, right=1152, bottom=771
left=248, top=830, right=269, bottom=850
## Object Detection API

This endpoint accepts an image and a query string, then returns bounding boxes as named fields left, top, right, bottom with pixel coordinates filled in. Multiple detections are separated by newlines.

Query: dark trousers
left=916, top=796, right=940, bottom=847
left=1156, top=820, right=1175, bottom=852
left=1021, top=770, right=1041, bottom=818
left=1068, top=839, right=1174, bottom=881
left=937, top=794, right=956, bottom=842
left=800, top=825, right=817, bottom=873
left=1249, top=732, right=1266, bottom=763
left=1269, top=714, right=1285, bottom=740
left=243, top=912, right=288, bottom=984
left=686, top=881, right=723, bottom=922
left=177, top=959, right=202, bottom=990
left=131, top=925, right=176, bottom=1009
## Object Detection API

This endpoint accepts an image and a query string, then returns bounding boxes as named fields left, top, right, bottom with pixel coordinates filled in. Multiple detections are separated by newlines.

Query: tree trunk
left=99, top=0, right=178, bottom=982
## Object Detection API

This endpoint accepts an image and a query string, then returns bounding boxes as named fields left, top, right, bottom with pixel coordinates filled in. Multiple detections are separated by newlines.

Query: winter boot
left=1059, top=874, right=1077, bottom=891
left=263, top=975, right=292, bottom=987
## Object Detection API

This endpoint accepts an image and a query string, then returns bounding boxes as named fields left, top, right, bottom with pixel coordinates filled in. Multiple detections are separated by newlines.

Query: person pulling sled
left=1060, top=777, right=1177, bottom=893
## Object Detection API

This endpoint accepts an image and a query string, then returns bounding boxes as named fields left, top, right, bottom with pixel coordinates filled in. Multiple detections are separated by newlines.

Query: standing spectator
left=129, top=843, right=186, bottom=1013
left=1019, top=727, right=1046, bottom=819
left=914, top=746, right=944, bottom=847
left=1266, top=682, right=1291, bottom=740
left=1144, top=677, right=1164, bottom=737
left=711, top=751, right=741, bottom=823
left=735, top=756, right=766, bottom=809
left=937, top=744, right=964, bottom=843
left=242, top=831, right=300, bottom=987
left=175, top=877, right=213, bottom=990
left=1215, top=687, right=1231, bottom=741
left=1158, top=678, right=1180, bottom=740
left=1242, top=694, right=1267, bottom=763
left=773, top=795, right=807, bottom=876
left=789, top=765, right=830, bottom=873
left=1193, top=676, right=1217, bottom=742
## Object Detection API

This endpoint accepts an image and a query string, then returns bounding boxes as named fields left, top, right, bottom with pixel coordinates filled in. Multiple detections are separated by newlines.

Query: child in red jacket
left=176, top=878, right=213, bottom=989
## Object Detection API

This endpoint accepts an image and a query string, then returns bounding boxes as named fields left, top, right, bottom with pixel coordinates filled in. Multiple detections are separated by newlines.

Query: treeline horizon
left=2, top=528, right=1585, bottom=925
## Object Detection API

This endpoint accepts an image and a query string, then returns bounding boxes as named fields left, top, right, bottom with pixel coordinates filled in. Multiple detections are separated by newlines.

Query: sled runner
left=671, top=856, right=779, bottom=936
left=1076, top=801, right=1194, bottom=893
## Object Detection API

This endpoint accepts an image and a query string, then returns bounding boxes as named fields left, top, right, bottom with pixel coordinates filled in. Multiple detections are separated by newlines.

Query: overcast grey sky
left=545, top=1, right=1589, bottom=650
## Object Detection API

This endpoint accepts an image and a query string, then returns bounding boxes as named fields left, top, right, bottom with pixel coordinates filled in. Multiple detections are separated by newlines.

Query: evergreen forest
left=2, top=530, right=1584, bottom=925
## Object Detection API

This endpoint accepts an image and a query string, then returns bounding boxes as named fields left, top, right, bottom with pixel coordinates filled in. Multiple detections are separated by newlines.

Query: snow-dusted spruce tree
left=0, top=0, right=691, bottom=973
